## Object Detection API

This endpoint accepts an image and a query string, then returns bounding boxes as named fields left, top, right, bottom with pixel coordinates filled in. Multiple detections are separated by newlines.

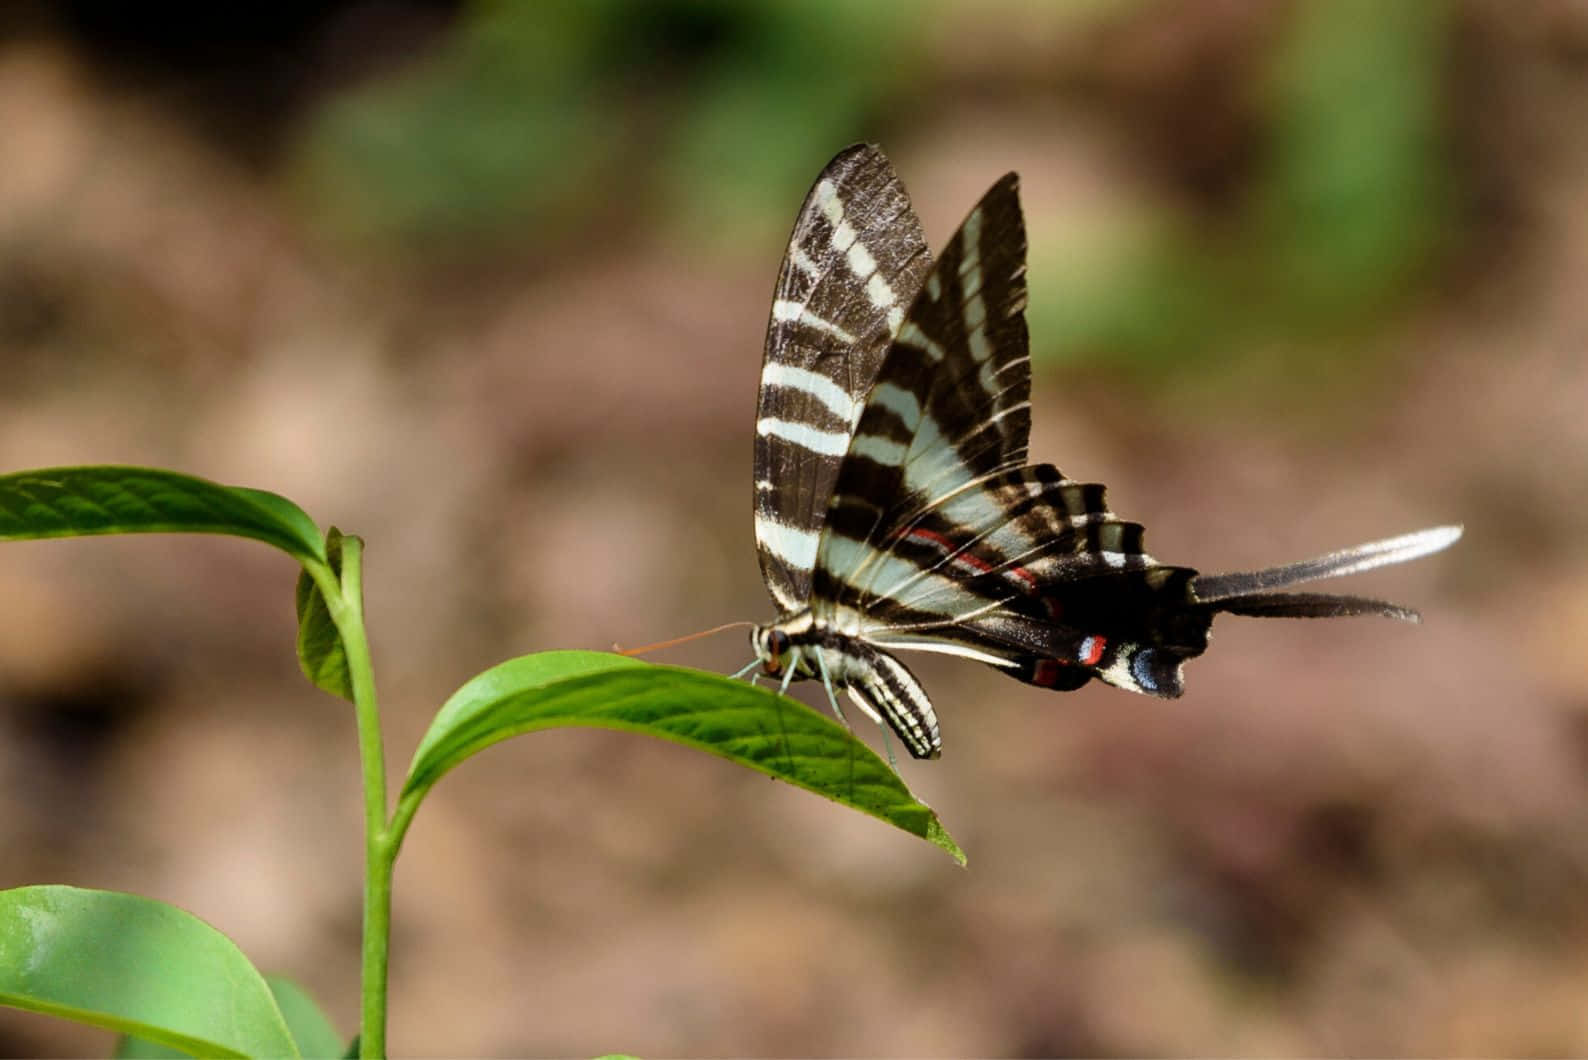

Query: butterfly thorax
left=751, top=610, right=943, bottom=758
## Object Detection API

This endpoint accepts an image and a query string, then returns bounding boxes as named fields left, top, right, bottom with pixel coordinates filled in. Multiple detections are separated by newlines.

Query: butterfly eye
left=769, top=630, right=791, bottom=658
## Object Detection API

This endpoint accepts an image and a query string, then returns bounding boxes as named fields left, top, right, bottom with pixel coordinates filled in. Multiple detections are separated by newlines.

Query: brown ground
left=2, top=3, right=1586, bottom=1055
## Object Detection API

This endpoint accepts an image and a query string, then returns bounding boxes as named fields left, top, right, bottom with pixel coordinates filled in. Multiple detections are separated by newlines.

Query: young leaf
left=401, top=650, right=965, bottom=864
left=264, top=976, right=345, bottom=1060
left=0, top=885, right=299, bottom=1059
left=0, top=466, right=325, bottom=563
left=296, top=527, right=354, bottom=700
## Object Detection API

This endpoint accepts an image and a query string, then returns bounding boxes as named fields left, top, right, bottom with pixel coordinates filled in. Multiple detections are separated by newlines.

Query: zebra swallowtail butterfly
left=747, top=144, right=1459, bottom=760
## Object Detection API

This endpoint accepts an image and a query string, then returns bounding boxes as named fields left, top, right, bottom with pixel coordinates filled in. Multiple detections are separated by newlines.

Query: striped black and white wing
left=813, top=173, right=1195, bottom=696
left=814, top=172, right=1032, bottom=560
left=748, top=149, right=1460, bottom=761
left=754, top=145, right=933, bottom=615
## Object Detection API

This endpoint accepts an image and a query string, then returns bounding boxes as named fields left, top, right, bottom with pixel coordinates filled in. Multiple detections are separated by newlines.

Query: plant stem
left=314, top=540, right=391, bottom=1058
left=386, top=788, right=425, bottom=864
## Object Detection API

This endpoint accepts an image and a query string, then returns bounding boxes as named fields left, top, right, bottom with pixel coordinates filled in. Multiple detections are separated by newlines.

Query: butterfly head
left=751, top=624, right=795, bottom=678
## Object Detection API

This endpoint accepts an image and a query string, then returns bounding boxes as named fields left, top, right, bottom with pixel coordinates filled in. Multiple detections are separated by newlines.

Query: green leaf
left=111, top=976, right=340, bottom=1057
left=264, top=976, right=343, bottom=1059
left=402, top=650, right=964, bottom=864
left=114, top=1031, right=187, bottom=1058
left=295, top=527, right=353, bottom=700
left=0, top=885, right=298, bottom=1058
left=0, top=466, right=325, bottom=563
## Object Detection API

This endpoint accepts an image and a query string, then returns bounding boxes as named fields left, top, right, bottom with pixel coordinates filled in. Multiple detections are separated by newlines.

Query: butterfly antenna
left=616, top=621, right=756, bottom=658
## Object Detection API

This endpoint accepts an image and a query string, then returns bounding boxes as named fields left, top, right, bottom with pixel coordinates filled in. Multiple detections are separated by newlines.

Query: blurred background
left=1, top=0, right=1584, bottom=1054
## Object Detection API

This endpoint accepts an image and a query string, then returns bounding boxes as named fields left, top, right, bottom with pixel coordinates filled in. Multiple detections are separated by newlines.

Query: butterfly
left=745, top=144, right=1460, bottom=760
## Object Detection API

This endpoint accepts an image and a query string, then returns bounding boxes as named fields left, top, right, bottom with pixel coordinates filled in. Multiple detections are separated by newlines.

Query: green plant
left=0, top=466, right=961, bottom=1058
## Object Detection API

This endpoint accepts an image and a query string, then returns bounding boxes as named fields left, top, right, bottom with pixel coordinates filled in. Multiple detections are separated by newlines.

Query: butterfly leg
left=875, top=724, right=899, bottom=771
left=730, top=659, right=762, bottom=680
left=812, top=646, right=851, bottom=728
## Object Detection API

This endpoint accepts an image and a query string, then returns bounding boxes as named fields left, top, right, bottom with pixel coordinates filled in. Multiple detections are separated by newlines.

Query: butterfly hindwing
left=843, top=462, right=1202, bottom=697
left=754, top=145, right=933, bottom=613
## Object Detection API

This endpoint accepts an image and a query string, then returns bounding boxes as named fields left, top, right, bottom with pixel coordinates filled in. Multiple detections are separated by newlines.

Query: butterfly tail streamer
left=1189, top=525, right=1462, bottom=621
left=1205, top=591, right=1421, bottom=622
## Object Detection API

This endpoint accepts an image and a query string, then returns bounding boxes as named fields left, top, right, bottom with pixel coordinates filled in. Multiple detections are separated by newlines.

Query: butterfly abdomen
left=826, top=639, right=941, bottom=759
left=993, top=565, right=1214, bottom=697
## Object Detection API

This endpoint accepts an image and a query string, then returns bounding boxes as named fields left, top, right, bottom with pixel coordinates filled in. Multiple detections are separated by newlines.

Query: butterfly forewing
left=754, top=145, right=933, bottom=614
left=815, top=173, right=1033, bottom=597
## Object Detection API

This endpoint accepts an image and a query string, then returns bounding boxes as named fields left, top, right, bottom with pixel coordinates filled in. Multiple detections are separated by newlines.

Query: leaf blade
left=0, top=885, right=299, bottom=1059
left=403, top=651, right=965, bottom=864
left=0, top=466, right=324, bottom=563
left=264, top=976, right=344, bottom=1060
left=295, top=528, right=353, bottom=700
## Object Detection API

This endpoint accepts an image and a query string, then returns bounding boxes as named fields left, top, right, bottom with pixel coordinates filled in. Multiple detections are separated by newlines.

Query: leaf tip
left=927, top=818, right=967, bottom=866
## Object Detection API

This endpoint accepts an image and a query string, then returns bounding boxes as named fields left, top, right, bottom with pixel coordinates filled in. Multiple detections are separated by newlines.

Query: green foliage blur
left=1026, top=0, right=1452, bottom=385
left=295, top=0, right=1455, bottom=386
left=297, top=0, right=929, bottom=251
